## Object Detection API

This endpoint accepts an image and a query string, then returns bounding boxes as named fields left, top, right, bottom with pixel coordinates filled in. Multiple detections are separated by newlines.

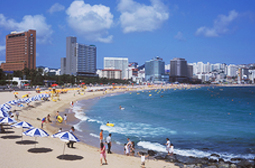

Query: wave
left=137, top=141, right=255, bottom=161
left=99, top=122, right=177, bottom=138
left=89, top=133, right=100, bottom=139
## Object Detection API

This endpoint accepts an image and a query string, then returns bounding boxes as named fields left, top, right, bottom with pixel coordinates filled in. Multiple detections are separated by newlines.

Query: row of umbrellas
left=0, top=118, right=80, bottom=155
left=0, top=93, right=50, bottom=118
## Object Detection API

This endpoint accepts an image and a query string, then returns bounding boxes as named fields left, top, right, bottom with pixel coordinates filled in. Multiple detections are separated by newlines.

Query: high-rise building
left=65, top=36, right=77, bottom=75
left=170, top=58, right=189, bottom=82
left=76, top=44, right=96, bottom=75
left=1, top=30, right=36, bottom=71
left=61, top=36, right=97, bottom=76
left=104, top=57, right=128, bottom=79
left=145, top=56, right=166, bottom=82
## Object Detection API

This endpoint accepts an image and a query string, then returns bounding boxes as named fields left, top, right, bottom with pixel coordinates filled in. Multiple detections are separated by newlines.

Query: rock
left=236, top=160, right=254, bottom=168
left=218, top=163, right=230, bottom=168
left=175, top=163, right=184, bottom=168
left=175, top=155, right=197, bottom=165
left=148, top=150, right=157, bottom=156
left=154, top=155, right=166, bottom=160
left=185, top=164, right=196, bottom=168
left=230, top=158, right=242, bottom=161
left=218, top=158, right=225, bottom=164
left=204, top=166, right=217, bottom=168
left=208, top=158, right=217, bottom=163
left=230, top=164, right=237, bottom=168
left=210, top=154, right=220, bottom=158
left=165, top=155, right=177, bottom=163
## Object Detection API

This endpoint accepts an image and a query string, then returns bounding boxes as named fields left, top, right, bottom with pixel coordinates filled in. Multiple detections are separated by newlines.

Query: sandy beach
left=0, top=88, right=178, bottom=168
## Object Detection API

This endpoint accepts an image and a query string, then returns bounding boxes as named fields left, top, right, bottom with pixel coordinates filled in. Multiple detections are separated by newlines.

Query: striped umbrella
left=0, top=109, right=9, bottom=118
left=23, top=128, right=49, bottom=148
left=12, top=121, right=33, bottom=140
left=7, top=100, right=18, bottom=105
left=0, top=117, right=17, bottom=124
left=52, top=131, right=80, bottom=157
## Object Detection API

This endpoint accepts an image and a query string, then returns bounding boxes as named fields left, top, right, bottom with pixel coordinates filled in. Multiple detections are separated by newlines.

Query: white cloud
left=196, top=10, right=239, bottom=37
left=117, top=0, right=169, bottom=33
left=0, top=14, right=53, bottom=43
left=174, top=31, right=186, bottom=41
left=48, top=3, right=65, bottom=14
left=66, top=1, right=114, bottom=43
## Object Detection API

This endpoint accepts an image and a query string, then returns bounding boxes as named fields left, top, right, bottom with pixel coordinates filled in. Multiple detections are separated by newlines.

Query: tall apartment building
left=145, top=56, right=166, bottom=82
left=76, top=44, right=96, bottom=75
left=104, top=57, right=128, bottom=79
left=1, top=29, right=36, bottom=71
left=169, top=58, right=189, bottom=82
left=61, top=36, right=97, bottom=76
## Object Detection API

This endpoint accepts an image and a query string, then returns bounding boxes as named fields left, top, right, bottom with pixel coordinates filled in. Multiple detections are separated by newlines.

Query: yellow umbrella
left=22, top=94, right=28, bottom=98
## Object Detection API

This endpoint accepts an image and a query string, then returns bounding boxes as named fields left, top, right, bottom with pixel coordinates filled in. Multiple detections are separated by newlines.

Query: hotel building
left=1, top=29, right=36, bottom=71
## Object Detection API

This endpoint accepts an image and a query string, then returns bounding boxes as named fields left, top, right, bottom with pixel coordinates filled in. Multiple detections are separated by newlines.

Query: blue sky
left=0, top=0, right=255, bottom=68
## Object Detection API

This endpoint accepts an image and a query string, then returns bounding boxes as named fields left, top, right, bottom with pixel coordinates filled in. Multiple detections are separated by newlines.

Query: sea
left=70, top=86, right=255, bottom=161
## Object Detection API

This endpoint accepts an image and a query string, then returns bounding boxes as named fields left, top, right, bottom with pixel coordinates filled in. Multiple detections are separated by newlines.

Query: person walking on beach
left=138, top=152, right=149, bottom=168
left=63, top=114, right=67, bottom=124
left=67, top=126, right=75, bottom=148
left=106, top=133, right=112, bottom=154
left=130, top=141, right=135, bottom=156
left=15, top=110, right=19, bottom=120
left=100, top=129, right=103, bottom=143
left=100, top=142, right=108, bottom=166
left=165, top=138, right=171, bottom=155
left=170, top=143, right=174, bottom=156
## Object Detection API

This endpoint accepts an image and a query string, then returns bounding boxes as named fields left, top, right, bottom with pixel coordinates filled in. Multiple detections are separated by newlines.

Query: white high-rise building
left=227, top=64, right=238, bottom=77
left=104, top=57, right=129, bottom=79
left=197, top=62, right=204, bottom=73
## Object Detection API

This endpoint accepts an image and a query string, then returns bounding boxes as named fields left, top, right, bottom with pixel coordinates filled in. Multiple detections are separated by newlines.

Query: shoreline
left=1, top=88, right=179, bottom=168
left=1, top=84, right=255, bottom=167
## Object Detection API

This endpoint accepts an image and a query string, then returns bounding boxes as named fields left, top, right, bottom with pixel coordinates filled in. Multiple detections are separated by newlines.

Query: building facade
left=76, top=44, right=96, bottom=76
left=61, top=36, right=97, bottom=76
left=169, top=58, right=189, bottom=82
left=145, top=56, right=166, bottom=82
left=102, top=69, right=122, bottom=79
left=104, top=57, right=128, bottom=79
left=1, top=30, right=36, bottom=71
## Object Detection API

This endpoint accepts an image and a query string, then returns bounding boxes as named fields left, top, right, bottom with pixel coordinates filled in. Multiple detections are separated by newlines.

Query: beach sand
left=0, top=89, right=178, bottom=168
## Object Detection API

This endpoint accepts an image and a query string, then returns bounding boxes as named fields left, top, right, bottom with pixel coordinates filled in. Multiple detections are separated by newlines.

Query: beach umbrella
left=52, top=131, right=80, bottom=156
left=0, top=109, right=9, bottom=118
left=13, top=92, right=18, bottom=95
left=23, top=128, right=49, bottom=147
left=51, top=84, right=58, bottom=87
left=0, top=117, right=17, bottom=124
left=7, top=100, right=18, bottom=105
left=11, top=121, right=33, bottom=140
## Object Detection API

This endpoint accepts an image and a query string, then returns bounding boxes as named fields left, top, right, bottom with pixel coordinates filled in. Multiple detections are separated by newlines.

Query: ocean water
left=72, top=86, right=255, bottom=161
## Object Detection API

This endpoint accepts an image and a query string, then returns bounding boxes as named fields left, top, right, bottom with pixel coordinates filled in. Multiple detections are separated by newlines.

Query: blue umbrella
left=23, top=128, right=49, bottom=147
left=12, top=121, right=33, bottom=129
left=0, top=109, right=9, bottom=118
left=0, top=117, right=17, bottom=124
left=52, top=131, right=80, bottom=156
left=11, top=121, right=33, bottom=140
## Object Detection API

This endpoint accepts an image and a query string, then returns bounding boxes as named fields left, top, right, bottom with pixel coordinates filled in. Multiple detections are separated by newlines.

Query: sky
left=0, top=0, right=255, bottom=69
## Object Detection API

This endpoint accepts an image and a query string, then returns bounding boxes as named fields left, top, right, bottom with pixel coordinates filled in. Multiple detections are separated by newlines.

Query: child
left=41, top=117, right=46, bottom=129
left=124, top=143, right=129, bottom=156
left=15, top=110, right=19, bottom=120
left=100, top=142, right=108, bottom=166
left=63, top=114, right=67, bottom=124
left=170, top=143, right=174, bottom=156
left=138, top=152, right=149, bottom=168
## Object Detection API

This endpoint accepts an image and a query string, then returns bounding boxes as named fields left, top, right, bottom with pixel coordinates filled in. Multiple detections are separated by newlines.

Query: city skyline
left=0, top=0, right=255, bottom=69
